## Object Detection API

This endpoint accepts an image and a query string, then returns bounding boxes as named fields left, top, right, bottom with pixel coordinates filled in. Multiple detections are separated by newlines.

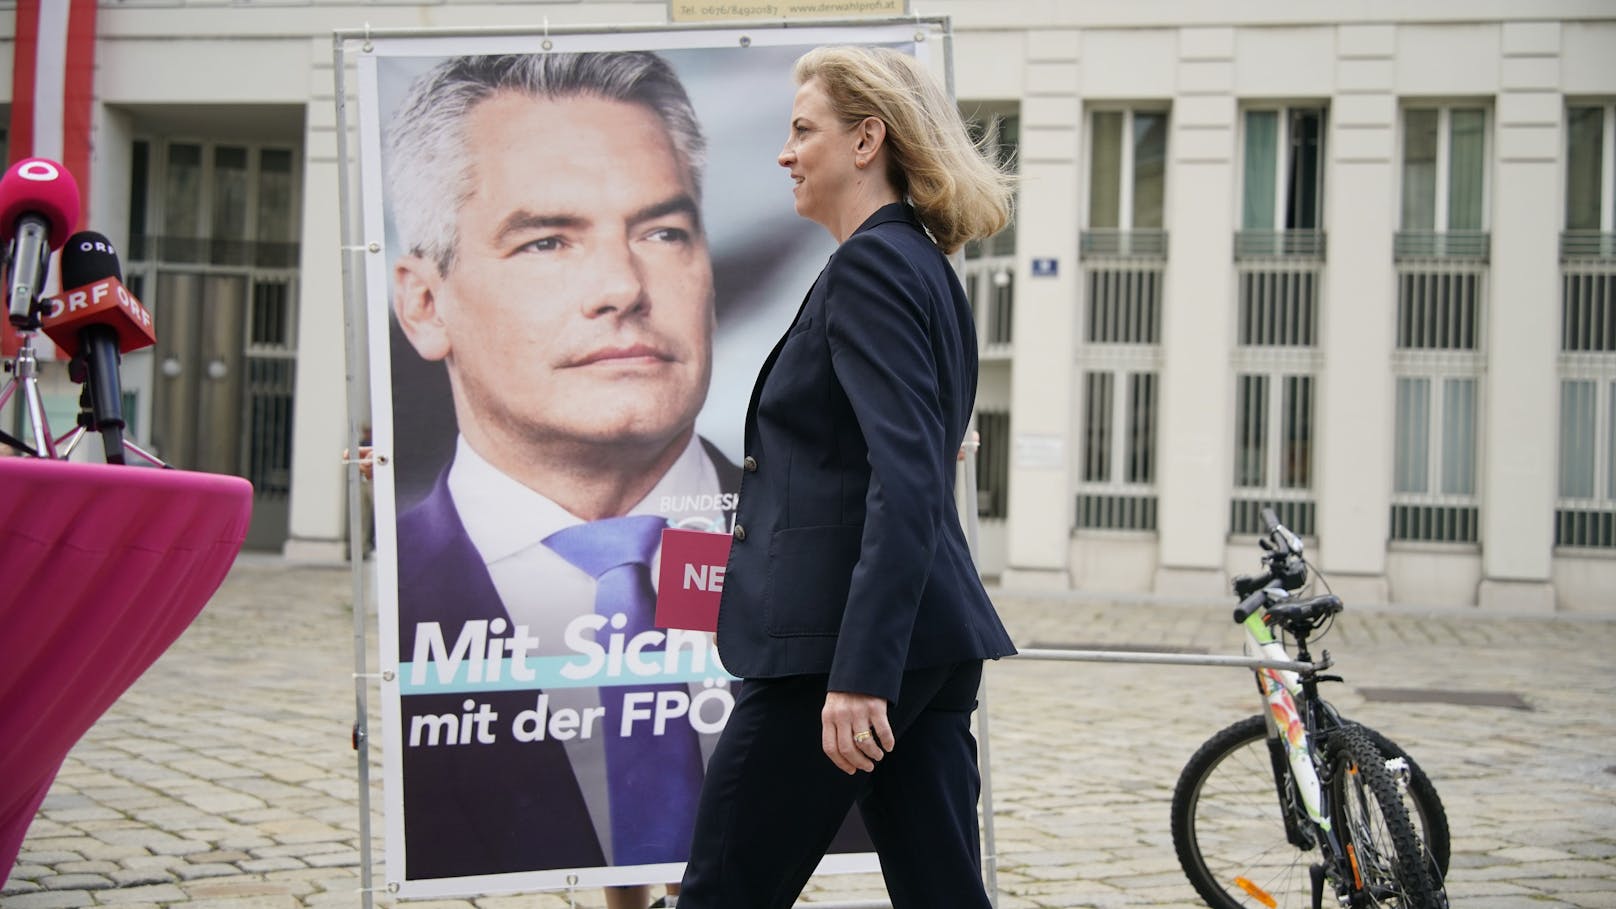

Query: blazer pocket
left=763, top=524, right=861, bottom=637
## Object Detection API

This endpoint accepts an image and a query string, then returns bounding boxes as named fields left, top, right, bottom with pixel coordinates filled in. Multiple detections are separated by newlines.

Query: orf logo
left=17, top=160, right=60, bottom=182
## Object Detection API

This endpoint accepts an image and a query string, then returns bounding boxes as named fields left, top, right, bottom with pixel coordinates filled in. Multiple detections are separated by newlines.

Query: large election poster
left=355, top=20, right=948, bottom=898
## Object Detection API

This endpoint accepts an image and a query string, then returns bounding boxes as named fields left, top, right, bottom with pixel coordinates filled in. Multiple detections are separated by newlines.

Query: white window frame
left=134, top=137, right=306, bottom=258
left=1399, top=104, right=1493, bottom=234
left=1565, top=101, right=1616, bottom=232
left=1238, top=105, right=1328, bottom=233
left=1073, top=348, right=1163, bottom=534
left=1085, top=106, right=1169, bottom=232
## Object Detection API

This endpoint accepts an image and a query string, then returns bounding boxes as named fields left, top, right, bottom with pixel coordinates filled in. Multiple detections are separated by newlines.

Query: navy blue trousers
left=678, top=660, right=989, bottom=909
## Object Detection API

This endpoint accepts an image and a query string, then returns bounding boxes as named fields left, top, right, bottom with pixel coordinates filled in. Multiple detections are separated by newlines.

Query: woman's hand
left=821, top=690, right=894, bottom=774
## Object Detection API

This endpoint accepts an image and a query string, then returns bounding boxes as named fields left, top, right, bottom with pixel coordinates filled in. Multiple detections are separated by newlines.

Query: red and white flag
left=4, top=0, right=97, bottom=358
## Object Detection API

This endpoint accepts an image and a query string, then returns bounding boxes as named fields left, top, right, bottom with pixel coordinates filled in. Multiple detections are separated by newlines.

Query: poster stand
left=331, top=19, right=1321, bottom=908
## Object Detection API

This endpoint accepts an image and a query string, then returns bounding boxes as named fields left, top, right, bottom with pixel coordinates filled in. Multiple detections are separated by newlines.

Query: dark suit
left=680, top=203, right=1016, bottom=908
left=394, top=438, right=739, bottom=881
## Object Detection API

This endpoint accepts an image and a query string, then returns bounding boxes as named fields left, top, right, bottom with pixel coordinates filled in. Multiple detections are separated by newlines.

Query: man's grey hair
left=385, top=51, right=707, bottom=275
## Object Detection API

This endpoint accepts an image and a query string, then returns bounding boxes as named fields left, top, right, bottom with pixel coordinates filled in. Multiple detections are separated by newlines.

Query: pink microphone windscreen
left=0, top=158, right=81, bottom=247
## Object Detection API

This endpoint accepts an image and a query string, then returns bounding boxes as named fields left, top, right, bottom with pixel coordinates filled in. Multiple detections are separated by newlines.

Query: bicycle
left=1170, top=508, right=1451, bottom=909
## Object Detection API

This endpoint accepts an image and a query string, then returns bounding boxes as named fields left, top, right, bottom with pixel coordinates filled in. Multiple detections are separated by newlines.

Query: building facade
left=2, top=1, right=1612, bottom=611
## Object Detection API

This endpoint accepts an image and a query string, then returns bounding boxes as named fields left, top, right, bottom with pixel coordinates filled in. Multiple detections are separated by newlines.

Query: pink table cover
left=0, top=458, right=251, bottom=879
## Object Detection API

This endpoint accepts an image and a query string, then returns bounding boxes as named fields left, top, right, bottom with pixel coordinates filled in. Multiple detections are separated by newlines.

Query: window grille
left=1390, top=504, right=1479, bottom=544
left=1231, top=371, right=1316, bottom=536
left=1390, top=374, right=1483, bottom=543
left=1074, top=366, right=1159, bottom=532
left=1076, top=494, right=1158, bottom=532
left=1238, top=264, right=1319, bottom=347
left=1085, top=264, right=1162, bottom=344
left=1561, top=266, right=1615, bottom=352
left=1396, top=262, right=1485, bottom=350
left=1231, top=498, right=1316, bottom=538
left=975, top=410, right=1011, bottom=521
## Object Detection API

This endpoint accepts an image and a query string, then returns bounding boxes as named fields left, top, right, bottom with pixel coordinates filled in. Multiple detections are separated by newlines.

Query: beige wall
left=8, top=1, right=1609, bottom=609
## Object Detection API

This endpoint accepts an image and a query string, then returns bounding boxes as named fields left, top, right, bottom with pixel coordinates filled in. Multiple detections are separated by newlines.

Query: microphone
left=2, top=158, right=81, bottom=329
left=41, top=232, right=156, bottom=465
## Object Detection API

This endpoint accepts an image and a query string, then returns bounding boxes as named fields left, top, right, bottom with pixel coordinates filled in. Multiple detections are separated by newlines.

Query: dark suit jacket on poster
left=716, top=203, right=1017, bottom=704
left=394, top=439, right=739, bottom=881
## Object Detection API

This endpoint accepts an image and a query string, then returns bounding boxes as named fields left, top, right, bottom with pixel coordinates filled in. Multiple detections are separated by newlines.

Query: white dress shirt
left=445, top=433, right=727, bottom=859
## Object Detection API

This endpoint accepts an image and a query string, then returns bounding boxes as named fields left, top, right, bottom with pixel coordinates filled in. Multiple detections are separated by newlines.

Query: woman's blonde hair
left=794, top=45, right=1014, bottom=254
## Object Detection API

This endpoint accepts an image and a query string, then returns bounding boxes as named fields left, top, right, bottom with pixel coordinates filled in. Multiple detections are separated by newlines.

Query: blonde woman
left=678, top=46, right=1016, bottom=908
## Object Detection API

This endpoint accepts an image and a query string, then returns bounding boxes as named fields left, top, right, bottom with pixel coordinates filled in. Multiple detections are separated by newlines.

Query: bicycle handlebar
left=1260, top=506, right=1305, bottom=559
left=1231, top=506, right=1310, bottom=623
left=1233, top=585, right=1274, bottom=624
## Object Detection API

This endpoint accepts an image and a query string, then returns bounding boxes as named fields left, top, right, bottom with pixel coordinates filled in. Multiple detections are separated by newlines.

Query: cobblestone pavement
left=6, top=555, right=1615, bottom=908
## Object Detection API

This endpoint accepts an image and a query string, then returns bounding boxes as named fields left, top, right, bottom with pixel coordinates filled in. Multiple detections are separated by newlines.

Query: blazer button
left=743, top=456, right=758, bottom=472
left=733, top=524, right=747, bottom=542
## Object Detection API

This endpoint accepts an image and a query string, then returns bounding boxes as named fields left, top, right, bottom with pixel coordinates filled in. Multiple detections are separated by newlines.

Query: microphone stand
left=54, top=355, right=170, bottom=468
left=0, top=325, right=59, bottom=458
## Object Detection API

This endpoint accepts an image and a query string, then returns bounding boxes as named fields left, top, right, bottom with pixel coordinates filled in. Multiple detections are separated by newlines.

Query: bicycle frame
left=1242, top=609, right=1329, bottom=832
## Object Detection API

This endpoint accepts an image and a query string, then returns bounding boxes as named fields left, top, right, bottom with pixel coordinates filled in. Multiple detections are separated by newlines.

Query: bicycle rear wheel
left=1171, top=715, right=1448, bottom=909
left=1327, top=723, right=1442, bottom=908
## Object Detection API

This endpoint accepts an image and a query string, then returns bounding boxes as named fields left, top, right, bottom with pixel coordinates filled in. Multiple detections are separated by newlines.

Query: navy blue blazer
left=715, top=203, right=1016, bottom=704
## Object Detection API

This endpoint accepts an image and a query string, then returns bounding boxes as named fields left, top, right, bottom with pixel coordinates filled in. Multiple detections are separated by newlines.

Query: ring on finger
left=852, top=729, right=873, bottom=742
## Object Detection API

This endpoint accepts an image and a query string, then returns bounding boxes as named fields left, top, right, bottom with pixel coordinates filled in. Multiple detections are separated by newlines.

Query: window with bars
left=1230, top=373, right=1316, bottom=536
left=1390, top=376, right=1481, bottom=543
left=1086, top=267, right=1160, bottom=344
left=1391, top=105, right=1489, bottom=544
left=1075, top=107, right=1168, bottom=531
left=1231, top=108, right=1323, bottom=537
left=1076, top=108, right=1167, bottom=533
left=1074, top=369, right=1159, bottom=531
left=975, top=410, right=1011, bottom=520
left=1557, top=103, right=1616, bottom=548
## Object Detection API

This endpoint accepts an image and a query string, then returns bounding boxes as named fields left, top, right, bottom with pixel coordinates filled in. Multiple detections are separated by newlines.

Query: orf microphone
left=2, top=158, right=81, bottom=328
left=41, top=232, right=155, bottom=465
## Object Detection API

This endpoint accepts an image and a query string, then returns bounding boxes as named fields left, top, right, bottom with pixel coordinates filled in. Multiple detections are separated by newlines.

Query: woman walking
left=677, top=45, right=1017, bottom=909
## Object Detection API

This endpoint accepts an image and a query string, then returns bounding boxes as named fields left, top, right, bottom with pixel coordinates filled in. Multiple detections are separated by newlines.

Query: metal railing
left=1394, top=230, right=1490, bottom=262
left=1081, top=228, right=1168, bottom=259
left=1234, top=229, right=1326, bottom=260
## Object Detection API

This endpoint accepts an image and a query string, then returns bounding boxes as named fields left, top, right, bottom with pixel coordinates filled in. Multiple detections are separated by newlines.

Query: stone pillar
left=1314, top=24, right=1399, bottom=605
left=1154, top=27, right=1237, bottom=597
left=285, top=42, right=354, bottom=562
left=1478, top=22, right=1563, bottom=611
left=1002, top=29, right=1080, bottom=590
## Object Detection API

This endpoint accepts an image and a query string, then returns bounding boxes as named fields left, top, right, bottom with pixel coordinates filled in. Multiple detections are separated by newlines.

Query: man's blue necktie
left=544, top=515, right=703, bottom=866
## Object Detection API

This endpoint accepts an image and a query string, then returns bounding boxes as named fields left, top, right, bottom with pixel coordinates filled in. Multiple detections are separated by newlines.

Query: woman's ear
left=393, top=254, right=452, bottom=362
left=854, top=116, right=888, bottom=167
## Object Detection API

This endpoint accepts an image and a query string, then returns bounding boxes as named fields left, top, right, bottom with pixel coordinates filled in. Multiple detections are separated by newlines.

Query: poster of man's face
left=356, top=23, right=939, bottom=899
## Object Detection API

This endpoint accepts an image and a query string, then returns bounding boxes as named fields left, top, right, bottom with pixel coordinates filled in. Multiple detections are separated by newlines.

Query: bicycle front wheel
left=1327, top=723, right=1441, bottom=908
left=1172, top=714, right=1318, bottom=909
